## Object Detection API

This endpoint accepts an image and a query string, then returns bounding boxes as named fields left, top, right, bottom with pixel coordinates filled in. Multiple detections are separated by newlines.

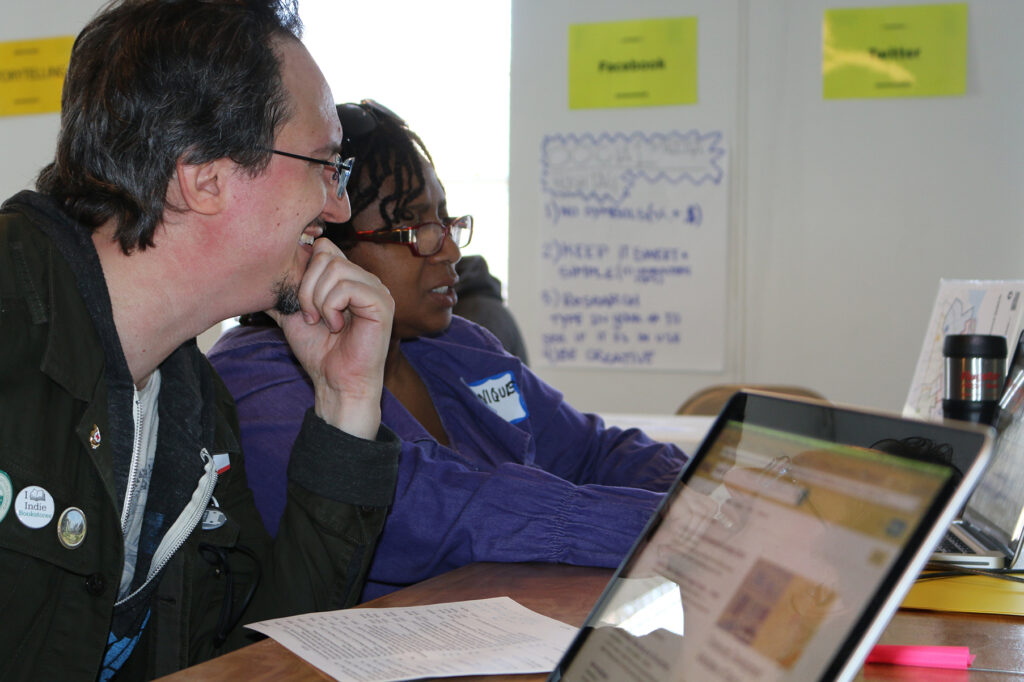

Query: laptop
left=931, top=333, right=1024, bottom=569
left=549, top=390, right=993, bottom=682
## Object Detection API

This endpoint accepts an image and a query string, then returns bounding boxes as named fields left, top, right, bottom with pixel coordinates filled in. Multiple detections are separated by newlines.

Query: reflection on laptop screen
left=552, top=393, right=989, bottom=682
left=960, top=371, right=1024, bottom=554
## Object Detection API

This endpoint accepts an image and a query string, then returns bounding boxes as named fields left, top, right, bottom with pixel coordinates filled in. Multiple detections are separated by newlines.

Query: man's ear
left=175, top=157, right=233, bottom=215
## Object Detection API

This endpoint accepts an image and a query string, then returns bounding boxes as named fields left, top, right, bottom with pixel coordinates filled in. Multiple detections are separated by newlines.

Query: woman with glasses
left=208, top=100, right=687, bottom=600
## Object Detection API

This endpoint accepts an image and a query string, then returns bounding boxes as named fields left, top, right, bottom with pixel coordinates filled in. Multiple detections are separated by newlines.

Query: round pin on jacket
left=0, top=471, right=12, bottom=524
left=15, top=485, right=55, bottom=529
left=201, top=508, right=227, bottom=531
left=57, top=507, right=87, bottom=549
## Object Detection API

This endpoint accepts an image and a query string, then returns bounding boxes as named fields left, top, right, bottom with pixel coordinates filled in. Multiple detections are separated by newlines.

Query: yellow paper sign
left=569, top=17, right=697, bottom=110
left=823, top=3, right=967, bottom=99
left=0, top=36, right=75, bottom=117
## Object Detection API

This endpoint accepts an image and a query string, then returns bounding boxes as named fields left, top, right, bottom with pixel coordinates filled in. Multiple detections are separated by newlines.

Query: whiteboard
left=537, top=127, right=730, bottom=371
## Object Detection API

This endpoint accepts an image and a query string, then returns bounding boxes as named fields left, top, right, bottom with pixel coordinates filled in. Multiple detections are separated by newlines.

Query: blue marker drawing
left=541, top=130, right=725, bottom=203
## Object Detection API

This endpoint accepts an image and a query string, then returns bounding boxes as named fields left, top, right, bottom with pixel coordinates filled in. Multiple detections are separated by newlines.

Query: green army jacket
left=0, top=192, right=400, bottom=680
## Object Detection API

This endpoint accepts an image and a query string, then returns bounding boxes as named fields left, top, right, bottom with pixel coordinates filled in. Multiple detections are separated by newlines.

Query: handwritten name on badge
left=468, top=372, right=528, bottom=423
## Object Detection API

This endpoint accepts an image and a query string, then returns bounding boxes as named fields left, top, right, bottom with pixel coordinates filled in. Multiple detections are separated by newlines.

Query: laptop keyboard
left=937, top=531, right=975, bottom=554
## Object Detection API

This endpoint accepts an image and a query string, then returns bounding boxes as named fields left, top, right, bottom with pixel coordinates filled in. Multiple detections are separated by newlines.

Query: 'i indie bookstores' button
left=15, top=485, right=55, bottom=529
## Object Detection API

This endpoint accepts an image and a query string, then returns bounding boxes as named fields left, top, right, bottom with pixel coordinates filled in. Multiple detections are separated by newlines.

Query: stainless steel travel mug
left=942, top=334, right=1007, bottom=425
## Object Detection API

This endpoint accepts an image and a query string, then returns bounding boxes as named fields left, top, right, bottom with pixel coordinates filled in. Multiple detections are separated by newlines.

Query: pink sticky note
left=866, top=645, right=975, bottom=669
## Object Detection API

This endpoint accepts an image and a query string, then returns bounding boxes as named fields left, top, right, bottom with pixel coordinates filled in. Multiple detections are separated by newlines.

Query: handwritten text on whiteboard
left=536, top=129, right=728, bottom=371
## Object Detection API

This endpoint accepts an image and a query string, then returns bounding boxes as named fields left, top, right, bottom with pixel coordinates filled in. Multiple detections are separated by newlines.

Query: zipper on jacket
left=120, top=387, right=145, bottom=534
left=115, top=448, right=218, bottom=607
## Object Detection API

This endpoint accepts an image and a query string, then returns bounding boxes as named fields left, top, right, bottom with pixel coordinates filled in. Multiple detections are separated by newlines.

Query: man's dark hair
left=36, top=0, right=303, bottom=254
left=325, top=100, right=436, bottom=251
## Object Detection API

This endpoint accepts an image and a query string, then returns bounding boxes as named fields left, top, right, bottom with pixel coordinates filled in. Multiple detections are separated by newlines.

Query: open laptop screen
left=550, top=392, right=991, bottom=682
left=960, top=368, right=1024, bottom=553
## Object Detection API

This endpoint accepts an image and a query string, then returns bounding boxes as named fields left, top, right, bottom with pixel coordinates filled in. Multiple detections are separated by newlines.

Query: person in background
left=454, top=254, right=530, bottom=364
left=209, top=100, right=687, bottom=601
left=0, top=4, right=399, bottom=679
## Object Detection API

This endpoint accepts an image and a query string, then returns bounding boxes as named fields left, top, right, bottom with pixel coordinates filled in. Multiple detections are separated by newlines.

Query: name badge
left=467, top=371, right=528, bottom=423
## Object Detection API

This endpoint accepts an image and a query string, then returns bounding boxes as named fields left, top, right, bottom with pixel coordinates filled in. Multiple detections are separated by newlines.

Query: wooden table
left=159, top=562, right=1024, bottom=681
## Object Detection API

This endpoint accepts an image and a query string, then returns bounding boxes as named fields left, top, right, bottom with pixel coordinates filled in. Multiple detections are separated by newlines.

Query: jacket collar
left=3, top=191, right=111, bottom=401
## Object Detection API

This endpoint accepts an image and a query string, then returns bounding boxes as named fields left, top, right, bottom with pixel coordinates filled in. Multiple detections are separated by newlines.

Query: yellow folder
left=902, top=573, right=1024, bottom=616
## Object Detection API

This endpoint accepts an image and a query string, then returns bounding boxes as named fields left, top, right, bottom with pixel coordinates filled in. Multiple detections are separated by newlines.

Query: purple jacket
left=208, top=317, right=686, bottom=600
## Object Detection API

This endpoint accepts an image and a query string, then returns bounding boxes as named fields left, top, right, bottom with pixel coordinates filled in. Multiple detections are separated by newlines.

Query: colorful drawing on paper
left=903, top=280, right=1024, bottom=421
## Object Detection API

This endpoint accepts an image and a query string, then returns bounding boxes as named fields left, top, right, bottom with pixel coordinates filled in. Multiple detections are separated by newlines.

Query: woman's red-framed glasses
left=353, top=215, right=473, bottom=257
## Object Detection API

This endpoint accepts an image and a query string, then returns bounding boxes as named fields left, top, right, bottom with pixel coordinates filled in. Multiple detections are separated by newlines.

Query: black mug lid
left=943, top=334, right=1007, bottom=359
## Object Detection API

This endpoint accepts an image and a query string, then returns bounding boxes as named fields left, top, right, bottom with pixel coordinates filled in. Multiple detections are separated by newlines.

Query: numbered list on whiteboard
left=537, top=129, right=728, bottom=371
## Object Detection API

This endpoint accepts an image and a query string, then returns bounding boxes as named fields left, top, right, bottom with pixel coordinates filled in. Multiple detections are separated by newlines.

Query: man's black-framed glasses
left=269, top=149, right=354, bottom=198
left=354, top=215, right=473, bottom=257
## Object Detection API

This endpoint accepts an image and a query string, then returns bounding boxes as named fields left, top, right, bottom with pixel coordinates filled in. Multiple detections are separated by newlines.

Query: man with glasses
left=0, top=1, right=399, bottom=679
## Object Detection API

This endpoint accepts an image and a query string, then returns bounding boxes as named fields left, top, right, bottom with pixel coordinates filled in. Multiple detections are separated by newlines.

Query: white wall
left=510, top=0, right=1024, bottom=415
